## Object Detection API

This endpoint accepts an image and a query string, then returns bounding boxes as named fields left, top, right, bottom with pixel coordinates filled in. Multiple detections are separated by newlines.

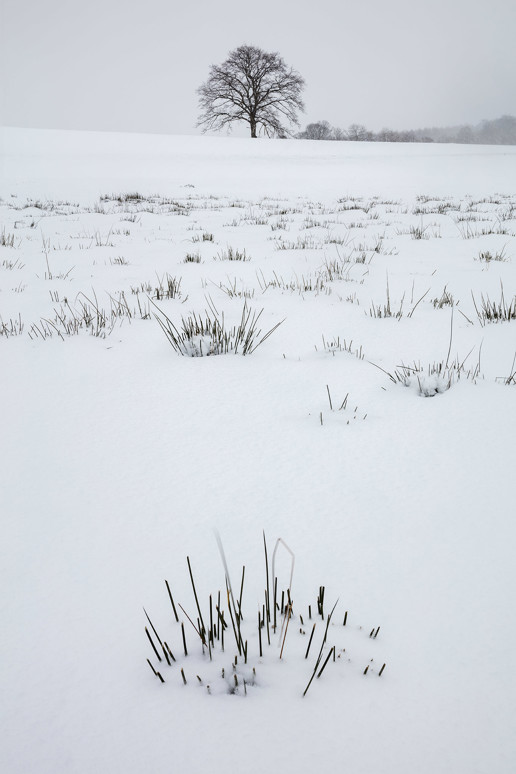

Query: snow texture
left=1, top=128, right=515, bottom=773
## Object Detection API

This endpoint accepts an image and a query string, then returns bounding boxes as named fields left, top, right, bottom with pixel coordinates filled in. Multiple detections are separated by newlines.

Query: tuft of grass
left=409, top=221, right=430, bottom=240
left=477, top=247, right=508, bottom=263
left=385, top=356, right=481, bottom=396
left=369, top=278, right=404, bottom=319
left=496, top=353, right=516, bottom=385
left=274, top=235, right=324, bottom=251
left=145, top=535, right=386, bottom=696
left=0, top=229, right=16, bottom=247
left=215, top=246, right=249, bottom=261
left=191, top=231, right=214, bottom=243
left=153, top=273, right=183, bottom=301
left=432, top=286, right=456, bottom=308
left=472, top=283, right=516, bottom=325
left=151, top=298, right=284, bottom=356
left=217, top=278, right=255, bottom=299
left=321, top=335, right=364, bottom=360
left=27, top=289, right=150, bottom=341
left=1, top=257, right=25, bottom=270
left=0, top=314, right=24, bottom=338
left=184, top=252, right=202, bottom=263
left=94, top=228, right=115, bottom=247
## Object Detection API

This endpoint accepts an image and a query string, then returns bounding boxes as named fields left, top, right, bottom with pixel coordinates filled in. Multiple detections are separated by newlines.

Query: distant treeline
left=296, top=115, right=516, bottom=145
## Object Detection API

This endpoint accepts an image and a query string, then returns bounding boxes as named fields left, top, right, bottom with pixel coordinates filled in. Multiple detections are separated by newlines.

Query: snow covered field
left=1, top=128, right=515, bottom=773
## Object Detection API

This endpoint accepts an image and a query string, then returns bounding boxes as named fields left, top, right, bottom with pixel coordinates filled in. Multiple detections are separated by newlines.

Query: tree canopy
left=197, top=45, right=305, bottom=138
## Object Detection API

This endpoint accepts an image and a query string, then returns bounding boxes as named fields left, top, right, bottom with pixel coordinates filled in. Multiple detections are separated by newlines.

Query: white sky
left=1, top=0, right=515, bottom=136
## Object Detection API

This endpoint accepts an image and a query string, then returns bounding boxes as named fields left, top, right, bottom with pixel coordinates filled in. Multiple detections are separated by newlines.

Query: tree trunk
left=250, top=118, right=257, bottom=138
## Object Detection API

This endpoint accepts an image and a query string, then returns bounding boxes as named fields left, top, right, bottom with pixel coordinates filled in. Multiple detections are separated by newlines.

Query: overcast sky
left=2, top=0, right=515, bottom=137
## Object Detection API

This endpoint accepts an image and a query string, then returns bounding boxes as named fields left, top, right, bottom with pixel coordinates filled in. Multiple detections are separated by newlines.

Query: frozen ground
left=1, top=128, right=515, bottom=773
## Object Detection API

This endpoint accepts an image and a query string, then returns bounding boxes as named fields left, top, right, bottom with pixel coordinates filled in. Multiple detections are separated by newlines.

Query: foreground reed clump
left=144, top=534, right=387, bottom=696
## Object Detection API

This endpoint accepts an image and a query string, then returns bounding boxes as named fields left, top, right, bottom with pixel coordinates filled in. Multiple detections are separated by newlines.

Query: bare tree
left=345, top=123, right=372, bottom=142
left=298, top=120, right=333, bottom=140
left=197, top=45, right=305, bottom=138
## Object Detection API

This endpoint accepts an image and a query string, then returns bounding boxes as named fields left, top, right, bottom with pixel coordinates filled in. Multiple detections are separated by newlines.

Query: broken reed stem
left=263, top=532, right=271, bottom=645
left=379, top=663, right=386, bottom=676
left=216, top=605, right=227, bottom=631
left=161, top=643, right=171, bottom=666
left=164, top=642, right=176, bottom=662
left=238, top=566, right=245, bottom=622
left=187, top=556, right=206, bottom=641
left=318, top=586, right=325, bottom=619
left=273, top=576, right=278, bottom=632
left=303, top=599, right=338, bottom=697
left=279, top=604, right=292, bottom=659
left=317, top=646, right=335, bottom=678
left=181, top=668, right=187, bottom=685
left=326, top=384, right=333, bottom=411
left=147, top=659, right=165, bottom=683
left=145, top=627, right=162, bottom=662
left=178, top=603, right=204, bottom=643
left=226, top=582, right=243, bottom=655
left=264, top=590, right=271, bottom=645
left=258, top=612, right=263, bottom=657
left=165, top=580, right=179, bottom=622
left=144, top=608, right=163, bottom=647
left=181, top=622, right=188, bottom=656
left=343, top=611, right=347, bottom=626
left=305, top=623, right=316, bottom=659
